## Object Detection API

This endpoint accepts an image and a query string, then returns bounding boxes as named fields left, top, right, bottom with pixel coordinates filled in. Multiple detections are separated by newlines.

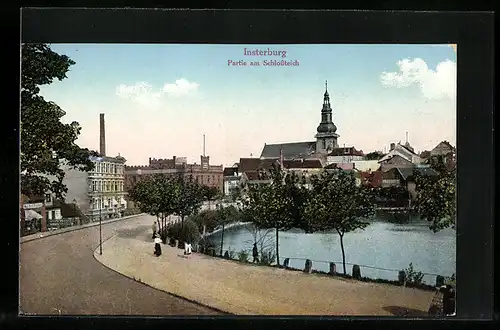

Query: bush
left=166, top=219, right=200, bottom=244
left=259, top=249, right=276, bottom=266
left=237, top=250, right=249, bottom=263
left=227, top=247, right=236, bottom=259
left=445, top=273, right=456, bottom=287
left=168, top=237, right=176, bottom=247
left=190, top=210, right=218, bottom=234
left=199, top=236, right=216, bottom=254
left=403, top=263, right=425, bottom=285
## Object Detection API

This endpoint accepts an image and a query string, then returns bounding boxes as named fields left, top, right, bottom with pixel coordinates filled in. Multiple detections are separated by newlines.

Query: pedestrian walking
left=184, top=241, right=192, bottom=256
left=152, top=220, right=158, bottom=239
left=153, top=234, right=162, bottom=257
left=252, top=243, right=259, bottom=263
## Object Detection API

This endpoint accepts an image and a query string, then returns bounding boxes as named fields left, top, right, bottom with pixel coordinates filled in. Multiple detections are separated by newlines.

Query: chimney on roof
left=99, top=113, right=106, bottom=156
left=203, top=134, right=206, bottom=157
left=390, top=143, right=395, bottom=151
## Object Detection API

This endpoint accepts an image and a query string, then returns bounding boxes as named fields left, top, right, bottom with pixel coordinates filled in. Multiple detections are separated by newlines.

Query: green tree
left=242, top=164, right=295, bottom=266
left=173, top=176, right=204, bottom=227
left=304, top=169, right=376, bottom=274
left=230, top=186, right=242, bottom=202
left=414, top=159, right=456, bottom=232
left=202, top=185, right=220, bottom=202
left=166, top=220, right=200, bottom=244
left=365, top=151, right=385, bottom=160
left=190, top=209, right=218, bottom=234
left=283, top=171, right=311, bottom=232
left=21, top=43, right=97, bottom=200
left=128, top=176, right=161, bottom=224
left=155, top=174, right=181, bottom=232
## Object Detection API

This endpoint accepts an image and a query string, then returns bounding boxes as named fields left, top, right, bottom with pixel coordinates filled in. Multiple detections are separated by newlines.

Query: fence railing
left=278, top=256, right=445, bottom=284
left=200, top=244, right=449, bottom=287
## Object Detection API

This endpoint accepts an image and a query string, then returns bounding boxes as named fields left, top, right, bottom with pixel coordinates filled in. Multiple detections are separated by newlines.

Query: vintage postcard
left=20, top=43, right=457, bottom=317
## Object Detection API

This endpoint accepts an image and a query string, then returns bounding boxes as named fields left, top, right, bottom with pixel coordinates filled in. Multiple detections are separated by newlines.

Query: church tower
left=315, top=81, right=339, bottom=153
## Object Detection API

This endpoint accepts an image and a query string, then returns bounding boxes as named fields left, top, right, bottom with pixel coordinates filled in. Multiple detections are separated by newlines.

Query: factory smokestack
left=100, top=113, right=106, bottom=156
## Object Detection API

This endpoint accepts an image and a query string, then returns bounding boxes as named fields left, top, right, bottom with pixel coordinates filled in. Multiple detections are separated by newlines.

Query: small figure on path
left=252, top=243, right=259, bottom=263
left=184, top=241, right=192, bottom=256
left=152, top=220, right=158, bottom=239
left=153, top=235, right=162, bottom=257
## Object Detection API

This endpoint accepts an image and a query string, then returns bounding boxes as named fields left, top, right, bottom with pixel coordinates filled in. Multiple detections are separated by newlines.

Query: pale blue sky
left=39, top=44, right=457, bottom=166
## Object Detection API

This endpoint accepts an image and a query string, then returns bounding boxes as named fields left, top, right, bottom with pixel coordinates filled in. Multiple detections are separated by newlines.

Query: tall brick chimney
left=99, top=113, right=106, bottom=156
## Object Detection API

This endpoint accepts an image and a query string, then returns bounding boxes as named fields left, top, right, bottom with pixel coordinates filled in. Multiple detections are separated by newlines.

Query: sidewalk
left=21, top=213, right=144, bottom=244
left=94, top=220, right=435, bottom=316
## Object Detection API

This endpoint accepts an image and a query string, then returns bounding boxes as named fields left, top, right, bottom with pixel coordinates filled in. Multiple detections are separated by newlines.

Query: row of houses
left=20, top=114, right=129, bottom=235
left=222, top=140, right=455, bottom=201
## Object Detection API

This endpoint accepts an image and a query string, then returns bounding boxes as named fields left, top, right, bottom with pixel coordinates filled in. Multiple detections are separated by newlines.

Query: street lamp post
left=217, top=203, right=225, bottom=257
left=72, top=198, right=78, bottom=227
left=95, top=186, right=102, bottom=255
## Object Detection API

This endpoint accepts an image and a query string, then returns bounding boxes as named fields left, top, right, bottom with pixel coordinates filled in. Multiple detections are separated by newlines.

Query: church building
left=259, top=81, right=340, bottom=162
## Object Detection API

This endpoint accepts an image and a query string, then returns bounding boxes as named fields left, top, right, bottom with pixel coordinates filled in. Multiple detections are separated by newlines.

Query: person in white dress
left=184, top=241, right=192, bottom=256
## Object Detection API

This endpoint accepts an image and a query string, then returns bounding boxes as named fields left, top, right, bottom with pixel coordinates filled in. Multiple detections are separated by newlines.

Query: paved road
left=19, top=214, right=222, bottom=316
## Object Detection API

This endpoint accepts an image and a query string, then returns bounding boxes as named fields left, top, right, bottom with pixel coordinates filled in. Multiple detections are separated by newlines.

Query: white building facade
left=87, top=155, right=127, bottom=221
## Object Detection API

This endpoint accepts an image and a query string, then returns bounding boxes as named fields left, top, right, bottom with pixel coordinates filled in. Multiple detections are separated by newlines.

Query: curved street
left=19, top=214, right=222, bottom=316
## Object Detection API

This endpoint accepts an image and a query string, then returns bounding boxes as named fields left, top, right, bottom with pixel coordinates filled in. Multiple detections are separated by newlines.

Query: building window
left=45, top=194, right=52, bottom=203
left=114, top=182, right=118, bottom=191
left=322, top=139, right=326, bottom=149
left=92, top=180, right=97, bottom=192
left=51, top=210, right=56, bottom=220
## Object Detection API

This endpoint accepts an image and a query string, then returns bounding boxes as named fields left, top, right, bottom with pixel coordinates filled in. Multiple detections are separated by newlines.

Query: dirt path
left=95, top=217, right=435, bottom=316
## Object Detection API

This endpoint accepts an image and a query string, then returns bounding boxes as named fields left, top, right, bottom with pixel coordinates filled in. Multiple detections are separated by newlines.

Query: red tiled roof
left=328, top=147, right=364, bottom=156
left=223, top=167, right=238, bottom=176
left=244, top=171, right=271, bottom=181
left=239, top=158, right=278, bottom=173
left=283, top=159, right=322, bottom=169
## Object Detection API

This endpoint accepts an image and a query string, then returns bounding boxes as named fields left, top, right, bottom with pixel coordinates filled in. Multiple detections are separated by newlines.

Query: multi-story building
left=429, top=141, right=456, bottom=171
left=86, top=155, right=127, bottom=220
left=378, top=141, right=424, bottom=172
left=62, top=113, right=127, bottom=221
left=223, top=165, right=242, bottom=200
left=326, top=146, right=365, bottom=165
left=124, top=154, right=224, bottom=200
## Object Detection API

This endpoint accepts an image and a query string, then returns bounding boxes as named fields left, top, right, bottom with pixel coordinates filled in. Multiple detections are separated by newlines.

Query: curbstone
left=304, top=259, right=312, bottom=273
left=352, top=264, right=361, bottom=279
left=329, top=262, right=337, bottom=275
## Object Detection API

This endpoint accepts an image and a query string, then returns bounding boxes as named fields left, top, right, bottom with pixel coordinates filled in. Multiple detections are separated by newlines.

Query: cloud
left=380, top=58, right=456, bottom=100
left=116, top=79, right=199, bottom=109
left=162, top=79, right=200, bottom=96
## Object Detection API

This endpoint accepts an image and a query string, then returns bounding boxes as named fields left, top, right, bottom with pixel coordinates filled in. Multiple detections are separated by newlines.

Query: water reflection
left=210, top=214, right=456, bottom=284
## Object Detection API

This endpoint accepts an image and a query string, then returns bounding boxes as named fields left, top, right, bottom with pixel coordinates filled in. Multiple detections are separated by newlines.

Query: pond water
left=208, top=213, right=456, bottom=285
